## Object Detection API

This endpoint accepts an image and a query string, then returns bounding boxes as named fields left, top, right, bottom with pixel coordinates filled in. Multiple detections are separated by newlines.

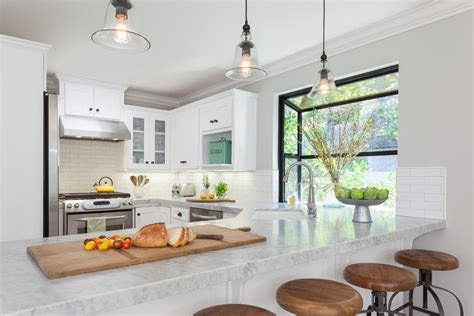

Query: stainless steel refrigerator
left=43, top=91, right=60, bottom=237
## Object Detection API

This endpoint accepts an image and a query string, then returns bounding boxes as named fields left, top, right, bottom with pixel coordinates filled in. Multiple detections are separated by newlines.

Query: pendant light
left=225, top=0, right=266, bottom=81
left=307, top=0, right=337, bottom=98
left=91, top=0, right=151, bottom=53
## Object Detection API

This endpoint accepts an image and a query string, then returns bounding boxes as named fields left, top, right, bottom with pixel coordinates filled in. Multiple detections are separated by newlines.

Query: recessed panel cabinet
left=123, top=109, right=170, bottom=170
left=57, top=75, right=127, bottom=121
left=135, top=206, right=171, bottom=227
left=171, top=108, right=199, bottom=169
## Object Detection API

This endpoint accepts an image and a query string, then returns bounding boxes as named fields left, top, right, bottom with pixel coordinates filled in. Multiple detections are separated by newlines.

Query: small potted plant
left=202, top=174, right=210, bottom=194
left=214, top=181, right=228, bottom=199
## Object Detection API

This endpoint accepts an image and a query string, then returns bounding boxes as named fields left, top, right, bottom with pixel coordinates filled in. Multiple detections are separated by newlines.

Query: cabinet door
left=172, top=108, right=199, bottom=169
left=93, top=86, right=122, bottom=120
left=149, top=114, right=170, bottom=169
left=135, top=207, right=164, bottom=228
left=200, top=97, right=233, bottom=132
left=129, top=112, right=150, bottom=168
left=159, top=206, right=171, bottom=225
left=64, top=82, right=94, bottom=117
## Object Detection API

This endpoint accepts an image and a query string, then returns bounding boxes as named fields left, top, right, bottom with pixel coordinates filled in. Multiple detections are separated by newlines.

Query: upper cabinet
left=171, top=108, right=199, bottom=170
left=199, top=97, right=233, bottom=132
left=57, top=74, right=127, bottom=121
left=122, top=108, right=170, bottom=170
left=178, top=89, right=258, bottom=171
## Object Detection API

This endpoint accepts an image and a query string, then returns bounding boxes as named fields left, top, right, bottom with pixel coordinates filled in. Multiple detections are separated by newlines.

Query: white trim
left=54, top=73, right=129, bottom=91
left=125, top=90, right=180, bottom=109
left=0, top=34, right=51, bottom=52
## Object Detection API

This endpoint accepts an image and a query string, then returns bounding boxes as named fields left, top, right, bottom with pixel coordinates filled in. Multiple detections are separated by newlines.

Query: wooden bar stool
left=343, top=263, right=417, bottom=315
left=276, top=278, right=363, bottom=315
left=388, top=249, right=463, bottom=316
left=194, top=304, right=275, bottom=316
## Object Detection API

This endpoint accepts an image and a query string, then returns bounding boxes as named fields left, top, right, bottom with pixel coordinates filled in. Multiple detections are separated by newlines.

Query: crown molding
left=125, top=90, right=180, bottom=109
left=177, top=0, right=473, bottom=105
left=0, top=34, right=51, bottom=52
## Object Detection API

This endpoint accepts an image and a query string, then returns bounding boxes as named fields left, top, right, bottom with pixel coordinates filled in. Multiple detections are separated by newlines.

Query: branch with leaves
left=301, top=104, right=378, bottom=188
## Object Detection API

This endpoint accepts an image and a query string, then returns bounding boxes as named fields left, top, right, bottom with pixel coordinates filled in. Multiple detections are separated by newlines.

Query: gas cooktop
left=59, top=192, right=131, bottom=200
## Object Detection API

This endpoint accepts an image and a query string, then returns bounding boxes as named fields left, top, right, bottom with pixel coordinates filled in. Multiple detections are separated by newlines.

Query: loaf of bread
left=167, top=227, right=197, bottom=247
left=132, top=223, right=168, bottom=247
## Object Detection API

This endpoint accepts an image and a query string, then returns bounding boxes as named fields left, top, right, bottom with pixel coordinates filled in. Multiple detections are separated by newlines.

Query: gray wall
left=242, top=11, right=473, bottom=314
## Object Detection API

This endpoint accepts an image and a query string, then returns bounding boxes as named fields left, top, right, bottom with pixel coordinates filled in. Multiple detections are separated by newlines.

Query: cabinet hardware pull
left=137, top=213, right=141, bottom=216
left=209, top=120, right=213, bottom=123
left=145, top=161, right=149, bottom=164
left=151, top=161, right=155, bottom=164
left=89, top=108, right=93, bottom=111
left=214, top=119, right=218, bottom=123
left=96, top=108, right=100, bottom=112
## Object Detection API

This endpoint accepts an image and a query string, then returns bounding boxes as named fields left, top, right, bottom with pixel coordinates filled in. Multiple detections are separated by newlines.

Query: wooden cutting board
left=186, top=198, right=235, bottom=203
left=27, top=225, right=265, bottom=279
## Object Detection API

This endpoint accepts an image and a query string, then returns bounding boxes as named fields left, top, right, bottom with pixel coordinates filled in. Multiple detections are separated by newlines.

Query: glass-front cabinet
left=124, top=110, right=170, bottom=170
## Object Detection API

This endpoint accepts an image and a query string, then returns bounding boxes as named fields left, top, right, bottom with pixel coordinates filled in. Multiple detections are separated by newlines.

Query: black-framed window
left=278, top=65, right=399, bottom=206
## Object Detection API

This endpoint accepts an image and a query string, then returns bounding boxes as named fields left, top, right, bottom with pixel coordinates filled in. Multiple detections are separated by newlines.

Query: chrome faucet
left=282, top=161, right=317, bottom=217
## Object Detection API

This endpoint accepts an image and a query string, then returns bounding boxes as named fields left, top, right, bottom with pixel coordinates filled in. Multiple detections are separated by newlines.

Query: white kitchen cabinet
left=135, top=206, right=171, bottom=227
left=123, top=108, right=170, bottom=170
left=57, top=74, right=127, bottom=121
left=199, top=97, right=233, bottom=132
left=1, top=35, right=50, bottom=241
left=171, top=108, right=199, bottom=169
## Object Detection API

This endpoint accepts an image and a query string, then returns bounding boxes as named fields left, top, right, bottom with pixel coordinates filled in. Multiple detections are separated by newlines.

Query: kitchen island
left=0, top=201, right=445, bottom=315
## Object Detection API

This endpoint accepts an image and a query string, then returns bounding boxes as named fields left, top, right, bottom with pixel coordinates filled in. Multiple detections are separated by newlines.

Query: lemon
left=208, top=193, right=215, bottom=199
left=200, top=193, right=207, bottom=199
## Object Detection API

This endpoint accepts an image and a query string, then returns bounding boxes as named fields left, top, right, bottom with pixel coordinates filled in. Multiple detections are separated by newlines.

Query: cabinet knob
left=214, top=119, right=218, bottom=123
left=89, top=107, right=93, bottom=111
left=145, top=161, right=149, bottom=164
left=209, top=120, right=213, bottom=123
left=137, top=213, right=141, bottom=216
left=151, top=161, right=155, bottom=164
left=96, top=108, right=100, bottom=112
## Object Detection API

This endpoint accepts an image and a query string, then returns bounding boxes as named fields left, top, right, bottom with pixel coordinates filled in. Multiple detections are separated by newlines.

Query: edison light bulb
left=239, top=53, right=253, bottom=79
left=318, top=77, right=330, bottom=95
left=114, top=22, right=129, bottom=44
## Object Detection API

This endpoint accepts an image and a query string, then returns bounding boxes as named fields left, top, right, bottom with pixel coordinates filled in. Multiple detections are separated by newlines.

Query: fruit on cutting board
left=200, top=193, right=207, bottom=199
left=83, top=235, right=132, bottom=251
left=208, top=192, right=215, bottom=199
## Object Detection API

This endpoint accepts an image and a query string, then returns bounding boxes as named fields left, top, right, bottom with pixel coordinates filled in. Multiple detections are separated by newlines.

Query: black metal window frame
left=278, top=65, right=399, bottom=202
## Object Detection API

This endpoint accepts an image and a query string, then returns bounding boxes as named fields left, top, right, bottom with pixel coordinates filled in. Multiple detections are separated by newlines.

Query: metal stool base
left=388, top=270, right=464, bottom=316
left=360, top=291, right=405, bottom=315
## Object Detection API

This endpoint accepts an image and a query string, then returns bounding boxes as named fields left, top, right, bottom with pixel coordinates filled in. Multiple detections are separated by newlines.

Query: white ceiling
left=1, top=0, right=434, bottom=99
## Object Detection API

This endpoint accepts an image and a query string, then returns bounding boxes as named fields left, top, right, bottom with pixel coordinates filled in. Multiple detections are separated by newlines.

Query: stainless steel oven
left=190, top=207, right=223, bottom=222
left=60, top=192, right=134, bottom=235
left=66, top=210, right=133, bottom=235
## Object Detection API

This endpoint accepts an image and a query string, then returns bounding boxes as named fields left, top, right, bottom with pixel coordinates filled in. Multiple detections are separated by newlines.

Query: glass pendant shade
left=225, top=32, right=266, bottom=81
left=91, top=0, right=150, bottom=53
left=307, top=67, right=337, bottom=98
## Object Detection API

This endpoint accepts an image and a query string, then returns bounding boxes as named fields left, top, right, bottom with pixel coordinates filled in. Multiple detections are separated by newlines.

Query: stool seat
left=276, top=278, right=363, bottom=316
left=344, top=263, right=416, bottom=292
left=395, top=249, right=459, bottom=271
left=194, top=304, right=275, bottom=316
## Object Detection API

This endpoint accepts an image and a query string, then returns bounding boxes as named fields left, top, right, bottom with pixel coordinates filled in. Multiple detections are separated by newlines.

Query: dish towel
left=86, top=217, right=106, bottom=233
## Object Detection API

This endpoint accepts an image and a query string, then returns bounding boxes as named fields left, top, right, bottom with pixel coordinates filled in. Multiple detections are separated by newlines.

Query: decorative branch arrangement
left=301, top=104, right=379, bottom=188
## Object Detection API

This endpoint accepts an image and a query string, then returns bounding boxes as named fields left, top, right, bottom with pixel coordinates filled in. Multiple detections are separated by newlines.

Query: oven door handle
left=75, top=215, right=126, bottom=221
left=191, top=213, right=218, bottom=220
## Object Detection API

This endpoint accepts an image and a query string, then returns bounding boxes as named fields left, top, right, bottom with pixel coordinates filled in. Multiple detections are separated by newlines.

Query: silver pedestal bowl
left=336, top=198, right=388, bottom=223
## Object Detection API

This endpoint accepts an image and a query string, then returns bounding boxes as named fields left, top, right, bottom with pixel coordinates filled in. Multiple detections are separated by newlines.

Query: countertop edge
left=5, top=219, right=446, bottom=316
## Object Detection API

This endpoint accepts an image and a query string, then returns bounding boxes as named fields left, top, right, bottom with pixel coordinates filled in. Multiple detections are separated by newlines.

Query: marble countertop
left=0, top=199, right=446, bottom=315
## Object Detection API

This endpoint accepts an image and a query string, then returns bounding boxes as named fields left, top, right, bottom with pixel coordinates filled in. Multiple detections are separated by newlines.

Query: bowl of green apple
left=334, top=187, right=389, bottom=223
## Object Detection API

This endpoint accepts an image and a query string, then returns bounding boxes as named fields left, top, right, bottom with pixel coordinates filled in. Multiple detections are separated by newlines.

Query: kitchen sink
left=252, top=209, right=306, bottom=220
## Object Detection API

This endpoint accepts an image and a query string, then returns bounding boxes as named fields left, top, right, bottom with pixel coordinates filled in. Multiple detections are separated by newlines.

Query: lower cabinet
left=135, top=206, right=171, bottom=227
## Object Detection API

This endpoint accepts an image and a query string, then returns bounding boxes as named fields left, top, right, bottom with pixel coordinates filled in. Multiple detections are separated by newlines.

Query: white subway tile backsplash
left=396, top=167, right=446, bottom=220
left=59, top=139, right=279, bottom=202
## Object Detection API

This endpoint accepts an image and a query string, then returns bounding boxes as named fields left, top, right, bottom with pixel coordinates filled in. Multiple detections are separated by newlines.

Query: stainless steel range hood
left=59, top=116, right=131, bottom=141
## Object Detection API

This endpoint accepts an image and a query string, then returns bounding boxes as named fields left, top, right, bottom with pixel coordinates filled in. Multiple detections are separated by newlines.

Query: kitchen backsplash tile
left=59, top=139, right=278, bottom=202
left=396, top=167, right=446, bottom=220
